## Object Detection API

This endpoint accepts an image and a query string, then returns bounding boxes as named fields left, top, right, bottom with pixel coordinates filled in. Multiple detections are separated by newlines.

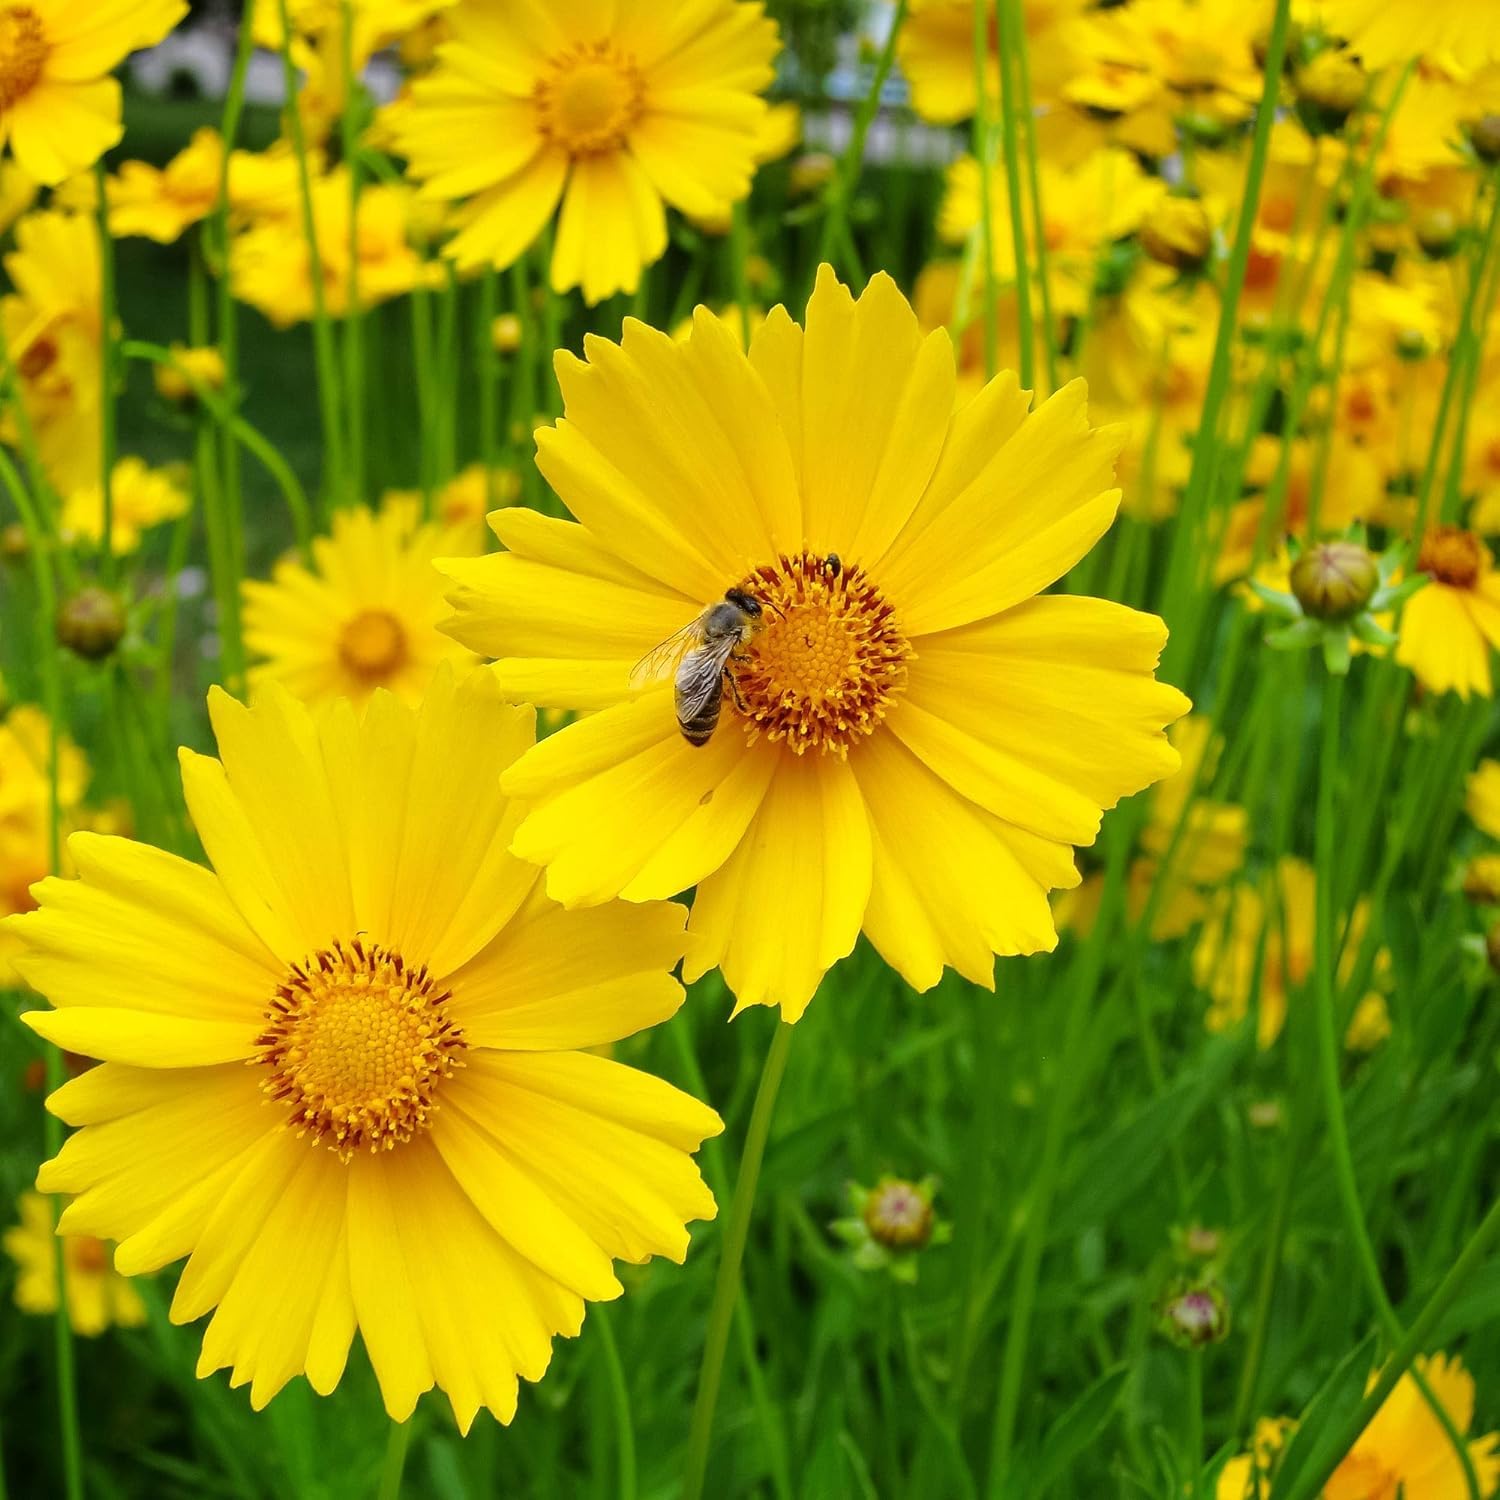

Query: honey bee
left=630, top=589, right=766, bottom=746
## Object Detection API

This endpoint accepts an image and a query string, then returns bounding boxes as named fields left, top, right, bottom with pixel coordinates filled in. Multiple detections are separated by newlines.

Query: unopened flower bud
left=1414, top=207, right=1461, bottom=259
left=1183, top=1225, right=1224, bottom=1259
left=1296, top=49, right=1366, bottom=133
left=1141, top=194, right=1213, bottom=272
left=1464, top=855, right=1500, bottom=905
left=0, top=522, right=28, bottom=561
left=863, top=1177, right=934, bottom=1250
left=1487, top=920, right=1500, bottom=975
left=1156, top=1276, right=1230, bottom=1348
left=153, top=345, right=226, bottom=406
left=491, top=313, right=522, bottom=355
left=789, top=151, right=836, bottom=198
left=1290, top=540, right=1379, bottom=621
left=1248, top=1098, right=1284, bottom=1129
left=56, top=587, right=126, bottom=661
left=1470, top=115, right=1500, bottom=165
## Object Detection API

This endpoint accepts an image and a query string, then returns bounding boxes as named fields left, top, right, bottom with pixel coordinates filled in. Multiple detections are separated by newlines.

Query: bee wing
left=675, top=636, right=739, bottom=722
left=629, top=615, right=709, bottom=690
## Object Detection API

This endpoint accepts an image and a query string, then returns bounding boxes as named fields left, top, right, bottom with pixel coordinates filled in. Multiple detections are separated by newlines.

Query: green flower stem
left=729, top=201, right=753, bottom=351
left=1159, top=0, right=1291, bottom=676
left=1437, top=167, right=1500, bottom=526
left=340, top=1, right=366, bottom=504
left=991, top=0, right=1035, bottom=394
left=213, top=0, right=256, bottom=597
left=813, top=0, right=908, bottom=283
left=409, top=283, right=438, bottom=515
left=94, top=159, right=120, bottom=582
left=682, top=1020, right=795, bottom=1500
left=986, top=834, right=1130, bottom=1494
left=1415, top=165, right=1500, bottom=536
left=187, top=240, right=246, bottom=694
left=121, top=341, right=313, bottom=564
left=375, top=1418, right=411, bottom=1500
left=970, top=0, right=999, bottom=380
left=1282, top=1190, right=1500, bottom=1500
left=0, top=445, right=82, bottom=1500
left=277, top=0, right=346, bottom=515
left=593, top=1304, right=638, bottom=1500
left=1313, top=669, right=1482, bottom=1499
left=1006, top=0, right=1056, bottom=393
left=477, top=267, right=499, bottom=506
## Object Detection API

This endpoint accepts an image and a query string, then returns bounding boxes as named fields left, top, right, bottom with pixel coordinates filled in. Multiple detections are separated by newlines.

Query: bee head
left=726, top=589, right=763, bottom=619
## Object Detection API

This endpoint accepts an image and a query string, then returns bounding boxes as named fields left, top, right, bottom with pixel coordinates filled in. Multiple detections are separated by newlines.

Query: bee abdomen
left=680, top=705, right=720, bottom=745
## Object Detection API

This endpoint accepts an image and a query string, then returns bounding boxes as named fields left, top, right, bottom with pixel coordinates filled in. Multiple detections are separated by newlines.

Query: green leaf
left=1268, top=1333, right=1378, bottom=1499
left=1026, top=1366, right=1130, bottom=1496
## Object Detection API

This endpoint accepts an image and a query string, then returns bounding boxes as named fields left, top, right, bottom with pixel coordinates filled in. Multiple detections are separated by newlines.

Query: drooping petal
left=685, top=753, right=871, bottom=1020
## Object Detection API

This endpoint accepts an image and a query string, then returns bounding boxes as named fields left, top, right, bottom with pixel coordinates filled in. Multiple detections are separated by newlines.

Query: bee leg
left=723, top=668, right=749, bottom=713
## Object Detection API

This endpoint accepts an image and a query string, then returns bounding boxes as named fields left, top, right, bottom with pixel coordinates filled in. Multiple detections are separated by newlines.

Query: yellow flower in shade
left=0, top=0, right=186, bottom=185
left=0, top=155, right=35, bottom=232
left=243, top=502, right=481, bottom=710
left=380, top=464, right=519, bottom=555
left=107, top=126, right=223, bottom=243
left=1398, top=528, right=1500, bottom=699
left=438, top=269, right=1190, bottom=1019
left=1194, top=858, right=1386, bottom=1049
left=1303, top=0, right=1500, bottom=68
left=12, top=672, right=719, bottom=1426
left=1217, top=1354, right=1500, bottom=1499
left=0, top=208, right=100, bottom=495
left=230, top=169, right=436, bottom=329
left=392, top=0, right=780, bottom=302
left=897, top=0, right=1089, bottom=125
left=939, top=148, right=1156, bottom=318
left=4, top=1191, right=146, bottom=1336
left=1467, top=759, right=1500, bottom=840
left=61, top=457, right=190, bottom=555
left=1344, top=990, right=1391, bottom=1053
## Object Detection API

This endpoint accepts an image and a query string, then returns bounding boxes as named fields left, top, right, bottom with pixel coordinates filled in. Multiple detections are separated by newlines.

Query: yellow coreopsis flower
left=897, top=0, right=1089, bottom=125
left=939, top=148, right=1156, bottom=318
left=243, top=502, right=481, bottom=710
left=392, top=0, right=781, bottom=302
left=0, top=0, right=186, bottom=185
left=4, top=1191, right=146, bottom=1336
left=13, top=672, right=720, bottom=1427
left=1398, top=527, right=1500, bottom=698
left=60, top=456, right=190, bottom=554
left=1302, top=0, right=1500, bottom=68
left=231, top=168, right=436, bottom=328
left=0, top=208, right=100, bottom=495
left=107, top=126, right=223, bottom=243
left=1468, top=759, right=1500, bottom=840
left=439, top=268, right=1191, bottom=1020
left=1218, top=1353, right=1500, bottom=1498
left=1194, top=858, right=1387, bottom=1049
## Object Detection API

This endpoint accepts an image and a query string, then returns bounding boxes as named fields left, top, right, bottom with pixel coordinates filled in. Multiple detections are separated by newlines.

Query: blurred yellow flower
left=393, top=0, right=780, bottom=302
left=0, top=155, right=34, bottom=232
left=381, top=462, right=518, bottom=554
left=940, top=147, right=1155, bottom=317
left=1217, top=1353, right=1500, bottom=1498
left=242, top=501, right=480, bottom=710
left=439, top=268, right=1189, bottom=1019
left=152, top=344, right=227, bottom=406
left=0, top=208, right=101, bottom=495
left=0, top=0, right=186, bottom=184
left=107, top=126, right=223, bottom=243
left=13, top=672, right=719, bottom=1427
left=1398, top=528, right=1500, bottom=699
left=61, top=457, right=190, bottom=555
left=1195, top=858, right=1387, bottom=1049
left=1466, top=758, right=1500, bottom=840
left=897, top=0, right=1089, bottom=125
left=4, top=1191, right=145, bottom=1336
left=1305, top=0, right=1500, bottom=68
left=230, top=169, right=436, bottom=327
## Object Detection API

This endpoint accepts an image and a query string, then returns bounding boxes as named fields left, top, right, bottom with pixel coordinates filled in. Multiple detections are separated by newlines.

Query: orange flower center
left=1418, top=526, right=1485, bottom=590
left=255, top=939, right=466, bottom=1160
left=0, top=7, right=45, bottom=112
left=338, top=608, right=407, bottom=681
left=534, top=44, right=645, bottom=156
left=730, top=552, right=911, bottom=758
left=70, top=1236, right=110, bottom=1274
